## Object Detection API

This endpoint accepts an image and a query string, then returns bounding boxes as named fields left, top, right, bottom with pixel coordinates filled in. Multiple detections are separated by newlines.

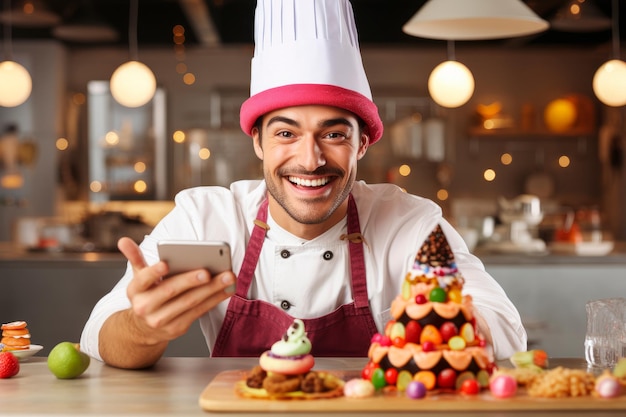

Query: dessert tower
left=363, top=225, right=495, bottom=391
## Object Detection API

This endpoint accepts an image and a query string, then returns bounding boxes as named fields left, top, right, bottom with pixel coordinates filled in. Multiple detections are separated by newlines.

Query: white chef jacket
left=80, top=180, right=527, bottom=361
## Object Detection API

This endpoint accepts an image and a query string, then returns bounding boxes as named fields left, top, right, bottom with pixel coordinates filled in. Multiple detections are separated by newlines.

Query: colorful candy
left=489, top=374, right=517, bottom=398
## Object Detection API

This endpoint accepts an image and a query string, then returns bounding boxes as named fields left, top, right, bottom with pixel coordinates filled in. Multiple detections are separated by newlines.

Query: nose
left=296, top=134, right=326, bottom=171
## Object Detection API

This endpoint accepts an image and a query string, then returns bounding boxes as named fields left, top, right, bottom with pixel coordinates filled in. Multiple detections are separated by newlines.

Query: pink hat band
left=239, top=84, right=384, bottom=144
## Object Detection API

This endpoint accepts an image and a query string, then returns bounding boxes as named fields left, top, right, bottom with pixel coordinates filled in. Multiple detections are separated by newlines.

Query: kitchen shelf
left=468, top=127, right=595, bottom=139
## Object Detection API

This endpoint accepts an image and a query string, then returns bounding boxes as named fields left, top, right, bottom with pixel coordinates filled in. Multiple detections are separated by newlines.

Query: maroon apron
left=212, top=194, right=378, bottom=357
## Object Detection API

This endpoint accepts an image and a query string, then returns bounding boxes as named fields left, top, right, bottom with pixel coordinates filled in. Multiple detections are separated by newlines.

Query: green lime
left=47, top=342, right=90, bottom=379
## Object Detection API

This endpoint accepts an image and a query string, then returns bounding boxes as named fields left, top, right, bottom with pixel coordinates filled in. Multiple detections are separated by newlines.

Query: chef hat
left=239, top=0, right=384, bottom=144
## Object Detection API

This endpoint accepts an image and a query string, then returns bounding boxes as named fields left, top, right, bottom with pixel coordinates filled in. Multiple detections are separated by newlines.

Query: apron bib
left=212, top=194, right=378, bottom=357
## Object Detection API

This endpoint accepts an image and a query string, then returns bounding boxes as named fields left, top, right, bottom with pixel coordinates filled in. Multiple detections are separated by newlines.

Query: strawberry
left=0, top=351, right=20, bottom=378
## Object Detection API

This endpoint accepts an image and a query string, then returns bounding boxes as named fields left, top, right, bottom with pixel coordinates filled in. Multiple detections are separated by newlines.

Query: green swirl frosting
left=270, top=319, right=312, bottom=356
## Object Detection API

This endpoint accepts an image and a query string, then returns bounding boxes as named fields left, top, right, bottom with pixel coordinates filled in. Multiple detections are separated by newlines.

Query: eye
left=276, top=130, right=295, bottom=139
left=323, top=131, right=348, bottom=141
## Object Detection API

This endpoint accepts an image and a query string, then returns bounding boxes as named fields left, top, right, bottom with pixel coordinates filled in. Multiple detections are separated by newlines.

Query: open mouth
left=288, top=176, right=331, bottom=188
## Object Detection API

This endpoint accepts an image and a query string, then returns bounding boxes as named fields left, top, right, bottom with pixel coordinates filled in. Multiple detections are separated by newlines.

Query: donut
left=259, top=351, right=315, bottom=375
left=2, top=328, right=29, bottom=337
left=1, top=321, right=27, bottom=330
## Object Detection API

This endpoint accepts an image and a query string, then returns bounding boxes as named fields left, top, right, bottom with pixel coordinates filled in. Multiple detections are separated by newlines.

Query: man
left=80, top=0, right=526, bottom=369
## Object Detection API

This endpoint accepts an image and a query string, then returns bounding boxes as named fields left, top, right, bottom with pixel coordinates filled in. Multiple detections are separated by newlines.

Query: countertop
left=2, top=241, right=626, bottom=266
left=1, top=356, right=624, bottom=416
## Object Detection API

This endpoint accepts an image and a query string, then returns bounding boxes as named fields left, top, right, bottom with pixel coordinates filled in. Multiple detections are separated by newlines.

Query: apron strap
left=235, top=198, right=269, bottom=298
left=346, top=194, right=369, bottom=309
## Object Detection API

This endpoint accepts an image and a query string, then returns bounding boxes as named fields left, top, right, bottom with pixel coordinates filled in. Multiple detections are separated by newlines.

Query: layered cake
left=363, top=225, right=495, bottom=391
left=1, top=321, right=31, bottom=351
left=236, top=319, right=344, bottom=399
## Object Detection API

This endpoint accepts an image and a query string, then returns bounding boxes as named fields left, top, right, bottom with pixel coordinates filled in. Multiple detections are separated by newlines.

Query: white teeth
left=288, top=176, right=329, bottom=187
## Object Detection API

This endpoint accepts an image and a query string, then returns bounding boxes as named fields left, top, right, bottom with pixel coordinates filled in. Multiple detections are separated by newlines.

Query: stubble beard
left=264, top=167, right=355, bottom=225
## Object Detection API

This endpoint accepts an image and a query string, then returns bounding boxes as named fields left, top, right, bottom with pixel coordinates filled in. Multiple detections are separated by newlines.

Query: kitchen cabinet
left=0, top=248, right=207, bottom=357
left=484, top=254, right=626, bottom=358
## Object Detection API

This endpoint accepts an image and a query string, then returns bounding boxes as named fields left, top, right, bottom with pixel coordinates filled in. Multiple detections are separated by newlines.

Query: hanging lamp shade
left=0, top=60, right=32, bottom=107
left=403, top=0, right=549, bottom=40
left=0, top=0, right=60, bottom=28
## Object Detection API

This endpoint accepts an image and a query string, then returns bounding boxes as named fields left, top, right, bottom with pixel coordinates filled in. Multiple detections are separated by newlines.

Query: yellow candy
left=448, top=288, right=463, bottom=304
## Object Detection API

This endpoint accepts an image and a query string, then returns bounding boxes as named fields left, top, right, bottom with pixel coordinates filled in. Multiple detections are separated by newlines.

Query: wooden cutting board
left=198, top=370, right=626, bottom=413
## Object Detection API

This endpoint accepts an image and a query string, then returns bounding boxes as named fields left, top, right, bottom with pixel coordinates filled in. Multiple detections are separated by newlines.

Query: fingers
left=118, top=237, right=147, bottom=270
left=132, top=270, right=236, bottom=335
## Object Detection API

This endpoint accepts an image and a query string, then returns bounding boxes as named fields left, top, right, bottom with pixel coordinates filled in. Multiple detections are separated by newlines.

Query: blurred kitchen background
left=0, top=0, right=625, bottom=357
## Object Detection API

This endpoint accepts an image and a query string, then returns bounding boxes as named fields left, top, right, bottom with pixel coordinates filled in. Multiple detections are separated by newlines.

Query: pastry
left=236, top=319, right=344, bottom=400
left=362, top=225, right=495, bottom=391
left=1, top=321, right=31, bottom=351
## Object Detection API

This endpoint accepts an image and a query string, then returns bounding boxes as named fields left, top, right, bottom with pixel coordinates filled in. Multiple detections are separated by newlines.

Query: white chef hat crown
left=240, top=0, right=383, bottom=143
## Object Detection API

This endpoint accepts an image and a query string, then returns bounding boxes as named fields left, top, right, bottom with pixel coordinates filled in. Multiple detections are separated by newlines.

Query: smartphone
left=157, top=240, right=232, bottom=278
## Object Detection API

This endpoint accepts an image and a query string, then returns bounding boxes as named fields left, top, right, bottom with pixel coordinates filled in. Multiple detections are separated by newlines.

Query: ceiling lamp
left=428, top=41, right=475, bottom=108
left=0, top=0, right=60, bottom=28
left=52, top=0, right=117, bottom=43
left=0, top=0, right=32, bottom=107
left=592, top=0, right=626, bottom=107
left=550, top=0, right=611, bottom=32
left=109, top=0, right=156, bottom=107
left=402, top=0, right=549, bottom=40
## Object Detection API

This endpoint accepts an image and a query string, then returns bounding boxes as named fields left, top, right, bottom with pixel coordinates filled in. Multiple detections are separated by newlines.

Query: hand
left=117, top=237, right=236, bottom=345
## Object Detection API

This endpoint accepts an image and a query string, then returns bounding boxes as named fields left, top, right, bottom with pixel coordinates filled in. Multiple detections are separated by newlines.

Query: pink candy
left=489, top=374, right=517, bottom=398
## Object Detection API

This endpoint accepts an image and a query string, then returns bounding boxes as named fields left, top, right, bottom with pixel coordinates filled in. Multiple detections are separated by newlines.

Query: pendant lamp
left=592, top=0, right=626, bottom=107
left=110, top=0, right=156, bottom=108
left=403, top=0, right=549, bottom=40
left=0, top=0, right=31, bottom=107
left=428, top=41, right=475, bottom=108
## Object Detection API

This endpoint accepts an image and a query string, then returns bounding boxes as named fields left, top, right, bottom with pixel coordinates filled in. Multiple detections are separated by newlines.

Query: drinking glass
left=584, top=297, right=626, bottom=369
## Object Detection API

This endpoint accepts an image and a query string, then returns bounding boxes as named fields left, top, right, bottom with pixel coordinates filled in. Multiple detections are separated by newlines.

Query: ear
left=356, top=132, right=369, bottom=160
left=252, top=127, right=263, bottom=160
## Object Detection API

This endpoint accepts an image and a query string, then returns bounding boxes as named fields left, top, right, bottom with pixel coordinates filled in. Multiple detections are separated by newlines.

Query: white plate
left=7, top=344, right=43, bottom=361
left=549, top=241, right=614, bottom=256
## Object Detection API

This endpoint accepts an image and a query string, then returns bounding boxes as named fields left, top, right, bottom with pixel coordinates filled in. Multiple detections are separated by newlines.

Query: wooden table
left=1, top=356, right=624, bottom=416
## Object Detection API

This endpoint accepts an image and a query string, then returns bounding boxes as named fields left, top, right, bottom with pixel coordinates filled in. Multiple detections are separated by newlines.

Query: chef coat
left=80, top=180, right=527, bottom=361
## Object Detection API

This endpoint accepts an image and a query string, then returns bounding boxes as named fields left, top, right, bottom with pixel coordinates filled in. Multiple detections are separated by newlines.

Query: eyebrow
left=265, top=116, right=355, bottom=130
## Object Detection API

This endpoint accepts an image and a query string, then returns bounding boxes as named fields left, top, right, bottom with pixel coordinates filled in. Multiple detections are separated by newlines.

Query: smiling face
left=252, top=105, right=370, bottom=239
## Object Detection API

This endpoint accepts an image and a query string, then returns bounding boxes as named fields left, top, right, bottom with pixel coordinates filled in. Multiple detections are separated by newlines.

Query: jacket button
left=280, top=300, right=291, bottom=310
left=323, top=250, right=333, bottom=260
left=280, top=249, right=291, bottom=259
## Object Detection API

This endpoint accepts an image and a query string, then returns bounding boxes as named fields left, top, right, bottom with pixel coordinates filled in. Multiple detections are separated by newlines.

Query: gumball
left=429, top=287, right=446, bottom=303
left=370, top=333, right=384, bottom=344
left=378, top=335, right=392, bottom=347
left=415, top=294, right=427, bottom=304
left=422, top=341, right=436, bottom=352
left=406, top=381, right=427, bottom=399
left=460, top=379, right=480, bottom=395
left=392, top=336, right=406, bottom=348
left=595, top=375, right=622, bottom=398
left=489, top=374, right=517, bottom=398
left=361, top=362, right=378, bottom=380
left=437, top=368, right=457, bottom=389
